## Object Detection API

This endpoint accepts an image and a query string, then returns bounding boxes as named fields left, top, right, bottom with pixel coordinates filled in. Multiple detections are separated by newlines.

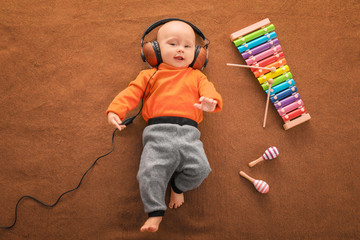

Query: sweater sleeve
left=197, top=72, right=223, bottom=113
left=106, top=70, right=153, bottom=120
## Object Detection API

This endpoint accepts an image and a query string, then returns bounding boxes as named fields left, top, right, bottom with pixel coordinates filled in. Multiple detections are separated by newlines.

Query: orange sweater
left=106, top=63, right=223, bottom=123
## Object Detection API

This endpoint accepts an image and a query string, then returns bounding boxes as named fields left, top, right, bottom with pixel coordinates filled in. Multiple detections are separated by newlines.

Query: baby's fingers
left=193, top=103, right=202, bottom=110
left=110, top=118, right=125, bottom=131
left=211, top=99, right=218, bottom=106
left=203, top=98, right=217, bottom=106
left=114, top=121, right=126, bottom=131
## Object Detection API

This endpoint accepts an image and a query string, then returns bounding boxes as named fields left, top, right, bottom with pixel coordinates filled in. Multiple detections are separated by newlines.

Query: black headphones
left=141, top=18, right=210, bottom=70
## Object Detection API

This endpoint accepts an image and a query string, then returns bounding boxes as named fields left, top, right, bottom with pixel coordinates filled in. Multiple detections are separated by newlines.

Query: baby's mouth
left=174, top=56, right=184, bottom=61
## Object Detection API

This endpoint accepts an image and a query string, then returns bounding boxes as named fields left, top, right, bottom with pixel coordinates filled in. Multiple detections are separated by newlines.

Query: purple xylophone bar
left=241, top=38, right=280, bottom=59
left=274, top=93, right=301, bottom=109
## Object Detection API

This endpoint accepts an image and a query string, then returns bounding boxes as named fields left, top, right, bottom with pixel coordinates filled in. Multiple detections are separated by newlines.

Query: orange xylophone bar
left=229, top=18, right=310, bottom=130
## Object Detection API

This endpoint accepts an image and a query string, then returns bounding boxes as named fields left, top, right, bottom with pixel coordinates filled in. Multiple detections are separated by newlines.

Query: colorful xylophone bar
left=230, top=18, right=311, bottom=130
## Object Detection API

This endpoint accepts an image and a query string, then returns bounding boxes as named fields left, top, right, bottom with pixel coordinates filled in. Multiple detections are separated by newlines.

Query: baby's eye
left=169, top=43, right=176, bottom=46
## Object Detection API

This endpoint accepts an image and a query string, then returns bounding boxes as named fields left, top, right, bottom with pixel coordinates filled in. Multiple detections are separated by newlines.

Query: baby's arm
left=107, top=112, right=127, bottom=131
left=193, top=96, right=218, bottom=112
left=196, top=73, right=223, bottom=113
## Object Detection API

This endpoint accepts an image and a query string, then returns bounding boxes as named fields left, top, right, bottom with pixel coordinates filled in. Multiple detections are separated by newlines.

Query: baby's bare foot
left=169, top=188, right=184, bottom=208
left=140, top=216, right=162, bottom=232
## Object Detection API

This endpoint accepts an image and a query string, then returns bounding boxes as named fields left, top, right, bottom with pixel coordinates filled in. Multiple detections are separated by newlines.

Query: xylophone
left=229, top=18, right=311, bottom=130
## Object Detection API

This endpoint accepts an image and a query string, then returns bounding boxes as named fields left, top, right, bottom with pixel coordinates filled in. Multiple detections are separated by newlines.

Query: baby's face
left=157, top=21, right=196, bottom=68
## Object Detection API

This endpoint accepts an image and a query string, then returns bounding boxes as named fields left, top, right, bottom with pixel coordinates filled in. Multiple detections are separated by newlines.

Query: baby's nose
left=177, top=47, right=184, bottom=53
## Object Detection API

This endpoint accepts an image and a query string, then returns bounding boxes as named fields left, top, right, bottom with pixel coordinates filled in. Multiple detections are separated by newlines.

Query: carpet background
left=0, top=1, right=359, bottom=239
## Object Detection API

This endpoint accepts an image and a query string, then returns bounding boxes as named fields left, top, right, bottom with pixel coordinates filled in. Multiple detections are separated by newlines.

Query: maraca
left=239, top=171, right=269, bottom=194
left=248, top=146, right=279, bottom=167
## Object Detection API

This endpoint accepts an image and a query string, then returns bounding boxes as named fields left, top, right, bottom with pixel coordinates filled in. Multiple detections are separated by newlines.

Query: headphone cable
left=0, top=128, right=118, bottom=229
left=120, top=68, right=157, bottom=125
left=0, top=68, right=158, bottom=229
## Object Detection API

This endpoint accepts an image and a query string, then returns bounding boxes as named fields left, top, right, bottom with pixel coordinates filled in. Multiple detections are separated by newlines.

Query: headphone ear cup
left=142, top=41, right=162, bottom=67
left=190, top=46, right=208, bottom=70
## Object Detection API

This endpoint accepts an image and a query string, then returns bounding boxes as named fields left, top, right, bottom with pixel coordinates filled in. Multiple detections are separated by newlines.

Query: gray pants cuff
left=170, top=178, right=183, bottom=194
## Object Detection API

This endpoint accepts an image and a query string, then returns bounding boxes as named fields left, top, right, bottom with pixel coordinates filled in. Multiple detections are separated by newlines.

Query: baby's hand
left=107, top=112, right=126, bottom=131
left=193, top=96, right=217, bottom=112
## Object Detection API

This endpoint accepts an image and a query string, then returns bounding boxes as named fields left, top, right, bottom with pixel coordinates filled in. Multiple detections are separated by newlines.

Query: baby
left=107, top=20, right=222, bottom=232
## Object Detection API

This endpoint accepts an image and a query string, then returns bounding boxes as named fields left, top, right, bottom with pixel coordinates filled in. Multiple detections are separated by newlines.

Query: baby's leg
left=169, top=178, right=184, bottom=208
left=174, top=127, right=211, bottom=194
left=137, top=150, right=174, bottom=232
left=137, top=125, right=180, bottom=232
left=172, top=160, right=211, bottom=196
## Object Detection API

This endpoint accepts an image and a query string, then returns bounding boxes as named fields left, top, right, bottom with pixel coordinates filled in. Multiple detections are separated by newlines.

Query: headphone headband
left=141, top=18, right=207, bottom=45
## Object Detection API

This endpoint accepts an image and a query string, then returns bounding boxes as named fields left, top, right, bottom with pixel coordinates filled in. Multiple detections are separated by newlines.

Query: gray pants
left=136, top=124, right=211, bottom=215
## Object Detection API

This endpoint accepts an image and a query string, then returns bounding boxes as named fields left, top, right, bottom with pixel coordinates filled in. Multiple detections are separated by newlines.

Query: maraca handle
left=239, top=171, right=255, bottom=182
left=248, top=156, right=264, bottom=167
